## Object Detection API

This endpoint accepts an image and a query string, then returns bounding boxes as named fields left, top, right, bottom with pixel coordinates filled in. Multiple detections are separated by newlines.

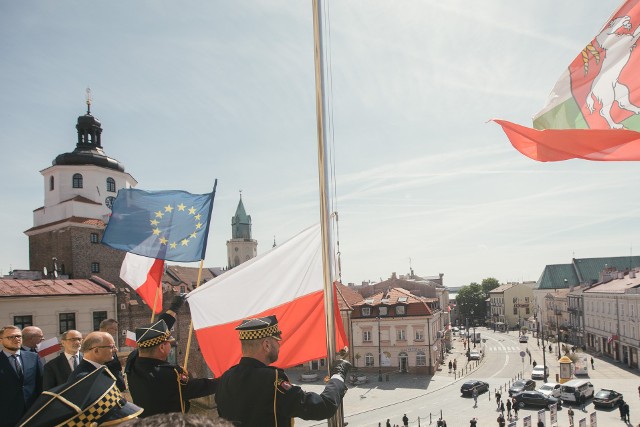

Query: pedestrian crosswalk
left=484, top=346, right=527, bottom=353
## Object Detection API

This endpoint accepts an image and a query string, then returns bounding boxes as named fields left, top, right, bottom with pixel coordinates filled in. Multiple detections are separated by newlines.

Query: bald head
left=81, top=332, right=116, bottom=364
left=22, top=326, right=44, bottom=350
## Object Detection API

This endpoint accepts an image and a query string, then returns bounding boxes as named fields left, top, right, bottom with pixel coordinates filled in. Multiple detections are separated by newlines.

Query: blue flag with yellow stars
left=102, top=188, right=215, bottom=262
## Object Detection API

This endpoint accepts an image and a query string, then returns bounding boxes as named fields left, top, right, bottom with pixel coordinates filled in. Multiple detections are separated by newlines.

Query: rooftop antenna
left=85, top=87, right=92, bottom=114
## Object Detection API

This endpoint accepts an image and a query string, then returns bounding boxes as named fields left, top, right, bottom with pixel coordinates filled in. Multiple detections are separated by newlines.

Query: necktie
left=11, top=354, right=23, bottom=378
left=73, top=355, right=78, bottom=370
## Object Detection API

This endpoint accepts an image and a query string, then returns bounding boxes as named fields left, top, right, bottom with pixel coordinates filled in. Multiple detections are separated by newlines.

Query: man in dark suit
left=99, top=318, right=127, bottom=391
left=43, top=329, right=83, bottom=390
left=68, top=331, right=116, bottom=382
left=0, top=325, right=44, bottom=427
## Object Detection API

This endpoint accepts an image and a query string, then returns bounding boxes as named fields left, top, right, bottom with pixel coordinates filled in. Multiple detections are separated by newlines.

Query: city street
left=295, top=328, right=640, bottom=426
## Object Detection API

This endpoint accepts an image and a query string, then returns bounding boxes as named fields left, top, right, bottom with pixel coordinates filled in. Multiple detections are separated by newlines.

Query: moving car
left=509, top=379, right=536, bottom=396
left=513, top=391, right=562, bottom=409
left=469, top=350, right=481, bottom=360
left=519, top=335, right=529, bottom=343
left=537, top=383, right=561, bottom=398
left=460, top=380, right=489, bottom=396
left=531, top=365, right=549, bottom=380
left=593, top=389, right=623, bottom=408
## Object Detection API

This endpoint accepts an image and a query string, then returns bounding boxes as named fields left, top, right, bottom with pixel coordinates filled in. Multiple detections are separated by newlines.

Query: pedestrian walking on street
left=590, top=357, right=595, bottom=370
left=567, top=407, right=574, bottom=426
left=495, top=390, right=501, bottom=405
left=500, top=401, right=505, bottom=416
left=469, top=417, right=477, bottom=427
left=513, top=400, right=519, bottom=419
left=473, top=387, right=479, bottom=408
left=402, top=414, right=409, bottom=427
left=453, top=359, right=457, bottom=371
left=623, top=402, right=630, bottom=422
left=548, top=344, right=552, bottom=353
left=579, top=393, right=586, bottom=411
left=532, top=360, right=537, bottom=369
left=506, top=398, right=512, bottom=418
left=448, top=360, right=452, bottom=373
left=497, top=413, right=505, bottom=427
left=386, top=419, right=391, bottom=427
left=619, top=400, right=625, bottom=419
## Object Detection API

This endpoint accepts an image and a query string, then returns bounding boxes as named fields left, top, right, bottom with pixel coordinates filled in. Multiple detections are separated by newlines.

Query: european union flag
left=102, top=188, right=215, bottom=262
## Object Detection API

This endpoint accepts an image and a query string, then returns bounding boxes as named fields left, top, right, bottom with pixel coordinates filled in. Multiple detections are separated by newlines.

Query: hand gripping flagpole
left=183, top=180, right=217, bottom=372
left=312, top=1, right=344, bottom=426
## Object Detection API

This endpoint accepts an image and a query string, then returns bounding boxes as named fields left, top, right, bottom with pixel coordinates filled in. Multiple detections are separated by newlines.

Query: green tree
left=456, top=283, right=485, bottom=325
left=481, top=277, right=500, bottom=296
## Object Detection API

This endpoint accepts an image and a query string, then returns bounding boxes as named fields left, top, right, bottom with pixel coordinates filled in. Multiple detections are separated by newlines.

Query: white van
left=560, top=379, right=594, bottom=403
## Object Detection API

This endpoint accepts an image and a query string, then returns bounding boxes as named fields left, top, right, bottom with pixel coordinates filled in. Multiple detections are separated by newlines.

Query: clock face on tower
left=105, top=196, right=116, bottom=210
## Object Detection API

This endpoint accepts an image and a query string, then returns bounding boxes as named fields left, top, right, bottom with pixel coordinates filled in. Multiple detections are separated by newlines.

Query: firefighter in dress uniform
left=215, top=315, right=351, bottom=426
left=125, top=296, right=217, bottom=418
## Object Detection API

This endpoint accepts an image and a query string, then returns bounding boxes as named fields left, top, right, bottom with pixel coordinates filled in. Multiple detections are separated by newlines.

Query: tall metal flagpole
left=312, top=1, right=343, bottom=426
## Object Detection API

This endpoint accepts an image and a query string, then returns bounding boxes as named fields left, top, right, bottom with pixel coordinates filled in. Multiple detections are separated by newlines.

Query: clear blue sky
left=1, top=1, right=636, bottom=287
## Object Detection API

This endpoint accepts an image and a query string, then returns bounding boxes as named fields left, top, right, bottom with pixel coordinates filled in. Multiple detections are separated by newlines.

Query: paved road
left=294, top=327, right=640, bottom=427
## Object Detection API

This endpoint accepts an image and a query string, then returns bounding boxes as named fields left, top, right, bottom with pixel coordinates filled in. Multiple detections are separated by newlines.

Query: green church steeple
left=231, top=192, right=252, bottom=240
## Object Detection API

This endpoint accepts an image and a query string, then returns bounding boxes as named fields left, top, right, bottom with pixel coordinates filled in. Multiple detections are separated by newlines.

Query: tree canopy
left=455, top=277, right=501, bottom=325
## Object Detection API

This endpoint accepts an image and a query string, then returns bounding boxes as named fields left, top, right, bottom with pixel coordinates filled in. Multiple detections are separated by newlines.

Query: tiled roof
left=353, top=287, right=434, bottom=316
left=336, top=283, right=363, bottom=310
left=164, top=265, right=224, bottom=291
left=0, top=276, right=116, bottom=297
left=585, top=271, right=640, bottom=294
left=24, top=216, right=106, bottom=233
left=489, top=283, right=515, bottom=293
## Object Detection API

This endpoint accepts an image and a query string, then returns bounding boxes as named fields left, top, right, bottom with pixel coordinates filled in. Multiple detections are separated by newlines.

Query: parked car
left=513, top=391, right=562, bottom=409
left=469, top=350, right=481, bottom=360
left=560, top=380, right=595, bottom=403
left=537, top=383, right=561, bottom=398
left=452, top=327, right=459, bottom=334
left=509, top=379, right=536, bottom=396
left=460, top=380, right=489, bottom=396
left=593, top=389, right=623, bottom=408
left=531, top=365, right=549, bottom=380
left=519, top=335, right=529, bottom=343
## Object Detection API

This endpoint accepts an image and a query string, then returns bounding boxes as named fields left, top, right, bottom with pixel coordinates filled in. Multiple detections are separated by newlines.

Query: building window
left=72, top=173, right=83, bottom=188
left=363, top=330, right=372, bottom=342
left=106, top=177, right=116, bottom=192
left=416, top=351, right=426, bottom=366
left=90, top=233, right=99, bottom=243
left=397, top=329, right=406, bottom=341
left=365, top=353, right=374, bottom=367
left=91, top=262, right=100, bottom=273
left=93, top=311, right=108, bottom=331
left=362, top=307, right=371, bottom=316
left=396, top=306, right=405, bottom=315
left=14, top=315, right=33, bottom=329
left=379, top=307, right=388, bottom=316
left=49, top=176, right=54, bottom=191
left=513, top=307, right=518, bottom=315
left=180, top=286, right=186, bottom=294
left=415, top=329, right=424, bottom=341
left=59, top=313, right=76, bottom=334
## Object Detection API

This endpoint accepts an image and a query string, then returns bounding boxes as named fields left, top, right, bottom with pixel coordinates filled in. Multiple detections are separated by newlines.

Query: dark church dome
left=53, top=98, right=125, bottom=172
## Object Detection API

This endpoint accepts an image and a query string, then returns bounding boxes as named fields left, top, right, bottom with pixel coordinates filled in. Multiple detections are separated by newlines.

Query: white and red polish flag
left=125, top=330, right=137, bottom=348
left=187, top=224, right=347, bottom=377
left=120, top=252, right=165, bottom=314
left=38, top=337, right=61, bottom=358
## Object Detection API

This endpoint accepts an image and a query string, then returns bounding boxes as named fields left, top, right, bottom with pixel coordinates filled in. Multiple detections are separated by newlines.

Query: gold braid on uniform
left=273, top=369, right=278, bottom=427
left=239, top=324, right=280, bottom=340
left=175, top=369, right=185, bottom=414
left=65, top=384, right=122, bottom=426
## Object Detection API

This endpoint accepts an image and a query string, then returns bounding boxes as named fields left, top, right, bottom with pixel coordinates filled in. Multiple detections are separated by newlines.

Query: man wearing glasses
left=42, top=329, right=83, bottom=390
left=67, top=331, right=117, bottom=381
left=0, top=325, right=43, bottom=427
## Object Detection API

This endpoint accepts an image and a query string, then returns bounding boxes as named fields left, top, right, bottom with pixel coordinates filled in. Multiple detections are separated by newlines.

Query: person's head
left=22, top=326, right=44, bottom=349
left=135, top=319, right=175, bottom=361
left=236, top=315, right=282, bottom=365
left=99, top=319, right=119, bottom=338
left=61, top=330, right=83, bottom=355
left=81, top=331, right=116, bottom=364
left=0, top=325, right=22, bottom=352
